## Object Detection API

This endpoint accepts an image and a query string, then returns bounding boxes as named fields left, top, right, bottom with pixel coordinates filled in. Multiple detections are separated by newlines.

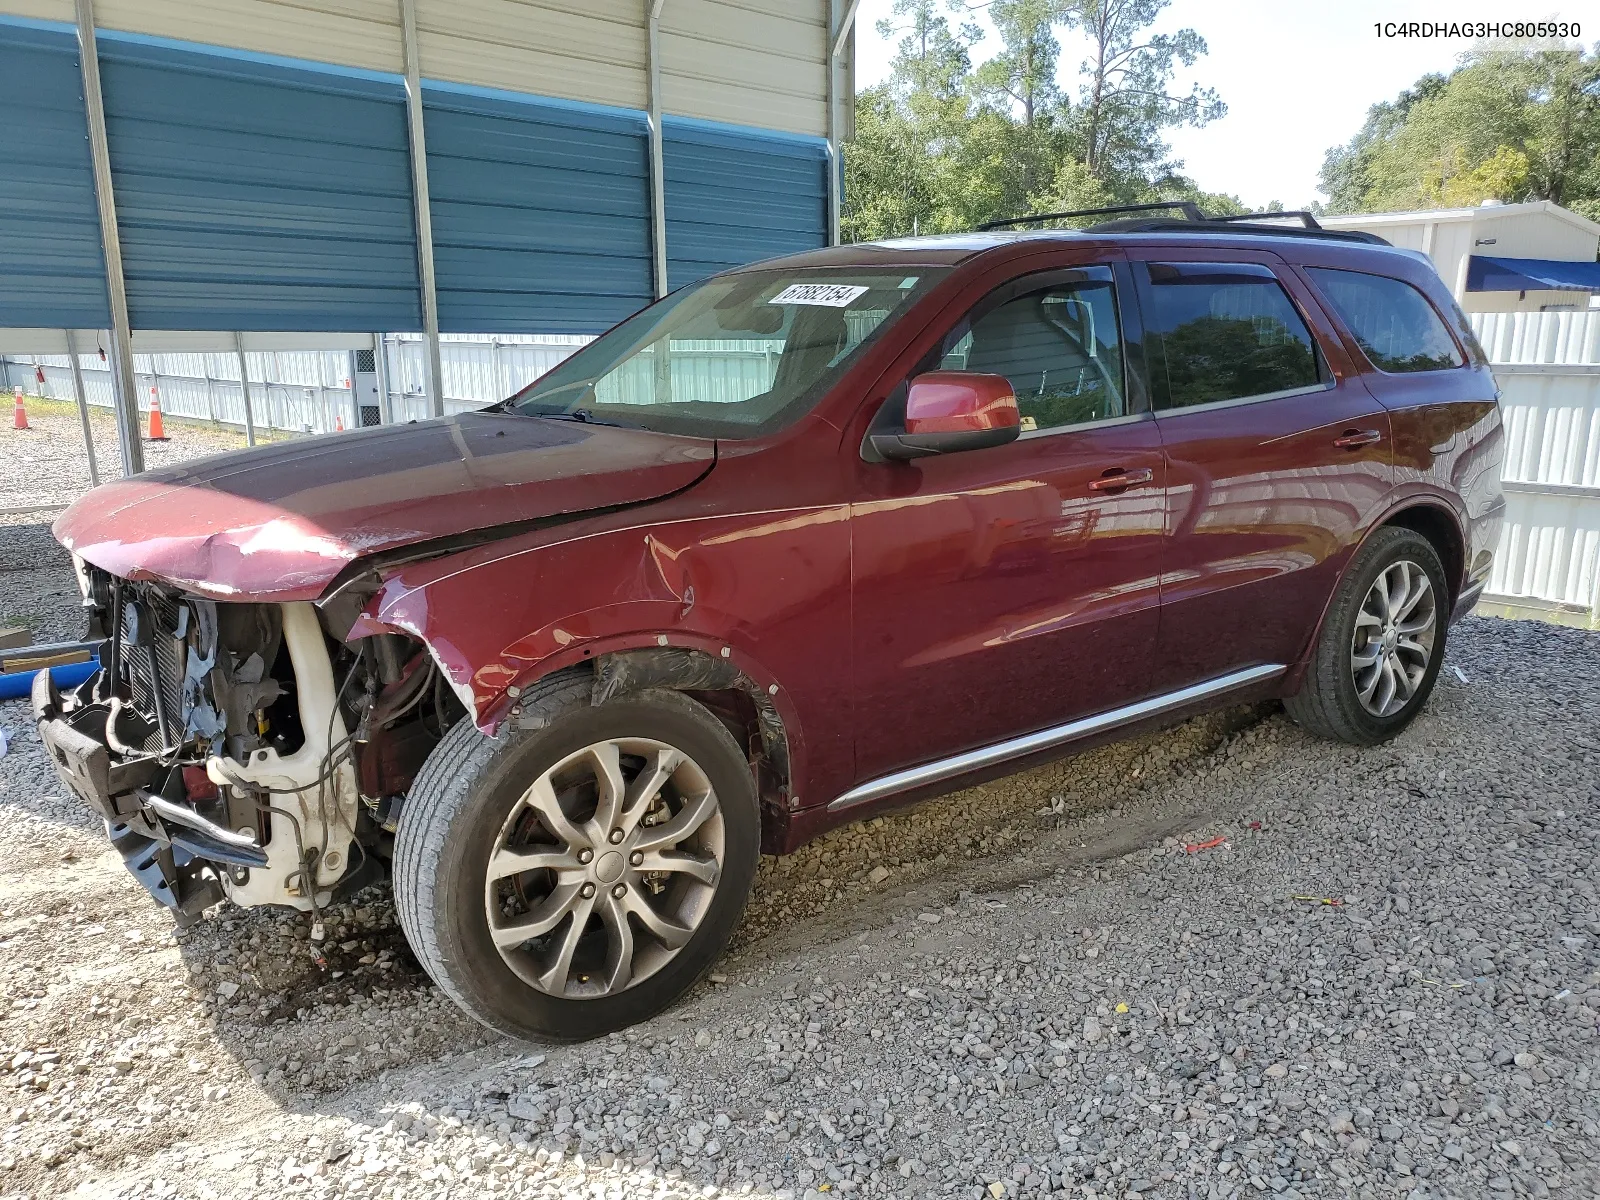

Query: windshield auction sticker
left=769, top=283, right=871, bottom=307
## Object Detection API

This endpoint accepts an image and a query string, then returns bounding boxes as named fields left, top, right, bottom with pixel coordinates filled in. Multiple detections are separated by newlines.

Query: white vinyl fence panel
left=6, top=332, right=809, bottom=431
left=3, top=338, right=596, bottom=435
left=8, top=351, right=361, bottom=434
left=1471, top=312, right=1600, bottom=625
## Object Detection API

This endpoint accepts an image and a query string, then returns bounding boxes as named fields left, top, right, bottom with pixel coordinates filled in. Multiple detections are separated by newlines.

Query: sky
left=852, top=0, right=1580, bottom=210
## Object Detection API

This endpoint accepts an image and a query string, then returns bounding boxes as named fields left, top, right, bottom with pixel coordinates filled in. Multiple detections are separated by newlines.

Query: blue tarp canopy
left=1467, top=255, right=1600, bottom=293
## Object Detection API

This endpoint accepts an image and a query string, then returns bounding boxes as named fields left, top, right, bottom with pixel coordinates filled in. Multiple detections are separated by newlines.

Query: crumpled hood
left=55, top=412, right=715, bottom=601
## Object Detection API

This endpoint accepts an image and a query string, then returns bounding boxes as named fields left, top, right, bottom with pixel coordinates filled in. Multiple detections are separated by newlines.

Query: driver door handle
left=1333, top=428, right=1383, bottom=449
left=1089, top=467, right=1154, bottom=492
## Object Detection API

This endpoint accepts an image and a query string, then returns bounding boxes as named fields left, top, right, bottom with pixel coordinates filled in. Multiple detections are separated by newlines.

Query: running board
left=827, top=663, right=1287, bottom=814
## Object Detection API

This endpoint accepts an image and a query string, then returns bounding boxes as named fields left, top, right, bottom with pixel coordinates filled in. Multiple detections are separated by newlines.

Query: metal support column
left=233, top=332, right=257, bottom=446
left=74, top=0, right=142, bottom=476
left=372, top=333, right=394, bottom=424
left=646, top=0, right=669, bottom=299
left=827, top=0, right=860, bottom=247
left=63, top=330, right=100, bottom=486
left=398, top=0, right=445, bottom=418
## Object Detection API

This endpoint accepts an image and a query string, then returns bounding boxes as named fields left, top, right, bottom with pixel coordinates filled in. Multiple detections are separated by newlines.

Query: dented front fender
left=346, top=504, right=855, bottom=808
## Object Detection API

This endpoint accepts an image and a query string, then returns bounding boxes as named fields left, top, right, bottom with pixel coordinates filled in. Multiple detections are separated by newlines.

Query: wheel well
left=1383, top=505, right=1463, bottom=603
left=587, top=649, right=793, bottom=845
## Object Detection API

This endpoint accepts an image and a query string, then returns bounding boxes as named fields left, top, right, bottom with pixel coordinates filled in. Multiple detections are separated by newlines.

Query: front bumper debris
left=32, top=669, right=260, bottom=923
left=32, top=669, right=158, bottom=821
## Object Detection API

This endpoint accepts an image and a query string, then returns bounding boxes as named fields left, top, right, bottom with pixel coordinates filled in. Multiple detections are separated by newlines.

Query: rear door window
left=938, top=266, right=1125, bottom=432
left=1143, top=262, right=1321, bottom=410
left=1306, top=267, right=1465, bottom=373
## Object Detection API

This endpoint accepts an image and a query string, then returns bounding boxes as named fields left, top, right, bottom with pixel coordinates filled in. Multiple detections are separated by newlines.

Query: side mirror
left=869, top=371, right=1021, bottom=461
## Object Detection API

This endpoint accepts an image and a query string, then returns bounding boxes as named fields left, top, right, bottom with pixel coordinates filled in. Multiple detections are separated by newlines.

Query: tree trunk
left=1085, top=10, right=1109, bottom=177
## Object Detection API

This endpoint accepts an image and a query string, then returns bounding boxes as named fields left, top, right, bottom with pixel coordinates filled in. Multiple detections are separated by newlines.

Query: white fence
left=2, top=331, right=787, bottom=430
left=1472, top=311, right=1600, bottom=627
left=1, top=335, right=595, bottom=435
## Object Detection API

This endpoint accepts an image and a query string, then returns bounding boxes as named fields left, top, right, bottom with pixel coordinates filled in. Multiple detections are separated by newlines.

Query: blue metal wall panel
left=663, top=118, right=828, bottom=293
left=423, top=84, right=652, bottom=335
left=95, top=34, right=420, bottom=331
left=0, top=20, right=111, bottom=329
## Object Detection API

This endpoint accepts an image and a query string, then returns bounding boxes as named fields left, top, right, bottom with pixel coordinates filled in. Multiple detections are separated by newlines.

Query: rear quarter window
left=1306, top=267, right=1465, bottom=373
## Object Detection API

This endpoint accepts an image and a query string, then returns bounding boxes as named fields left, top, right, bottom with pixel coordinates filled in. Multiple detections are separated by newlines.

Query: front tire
left=393, top=673, right=759, bottom=1042
left=1285, top=525, right=1448, bottom=745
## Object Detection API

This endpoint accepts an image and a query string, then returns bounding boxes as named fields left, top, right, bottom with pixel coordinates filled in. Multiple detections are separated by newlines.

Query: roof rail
left=978, top=200, right=1206, bottom=231
left=1212, top=210, right=1323, bottom=230
left=1080, top=216, right=1390, bottom=246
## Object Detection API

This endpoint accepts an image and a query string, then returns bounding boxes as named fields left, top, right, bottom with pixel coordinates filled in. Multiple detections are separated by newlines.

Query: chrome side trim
left=1152, top=381, right=1332, bottom=419
left=827, top=663, right=1287, bottom=813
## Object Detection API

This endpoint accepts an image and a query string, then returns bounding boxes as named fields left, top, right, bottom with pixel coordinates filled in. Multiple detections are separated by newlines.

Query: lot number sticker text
left=769, top=283, right=871, bottom=307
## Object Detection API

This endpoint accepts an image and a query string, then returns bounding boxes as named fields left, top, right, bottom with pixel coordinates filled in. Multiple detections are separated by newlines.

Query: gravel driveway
left=0, top=530, right=1596, bottom=1200
left=0, top=395, right=291, bottom=513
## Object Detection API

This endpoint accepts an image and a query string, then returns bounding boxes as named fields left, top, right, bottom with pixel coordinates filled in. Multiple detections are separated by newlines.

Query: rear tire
left=393, top=672, right=759, bottom=1042
left=1285, top=525, right=1448, bottom=746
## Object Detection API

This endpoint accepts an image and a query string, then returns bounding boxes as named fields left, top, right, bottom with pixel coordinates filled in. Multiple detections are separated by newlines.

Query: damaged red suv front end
left=38, top=411, right=718, bottom=918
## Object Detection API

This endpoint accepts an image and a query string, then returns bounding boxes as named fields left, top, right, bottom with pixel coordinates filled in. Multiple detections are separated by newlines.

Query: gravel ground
left=0, top=393, right=291, bottom=513
left=1, top=535, right=1597, bottom=1200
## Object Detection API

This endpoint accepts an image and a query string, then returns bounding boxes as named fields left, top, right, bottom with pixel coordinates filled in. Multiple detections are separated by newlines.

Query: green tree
left=1320, top=45, right=1600, bottom=220
left=843, top=0, right=979, bottom=241
left=968, top=0, right=1069, bottom=126
left=1319, top=75, right=1447, bottom=213
left=1071, top=0, right=1225, bottom=184
left=842, top=0, right=1230, bottom=239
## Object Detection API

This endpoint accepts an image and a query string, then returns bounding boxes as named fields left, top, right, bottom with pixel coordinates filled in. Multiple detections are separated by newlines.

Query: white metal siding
left=1474, top=209, right=1599, bottom=262
left=1470, top=311, right=1600, bottom=619
left=414, top=0, right=647, bottom=112
left=1431, top=222, right=1475, bottom=290
left=1474, top=311, right=1600, bottom=365
left=661, top=0, right=830, bottom=136
left=1486, top=490, right=1600, bottom=619
left=87, top=0, right=404, bottom=75
left=5, top=0, right=836, bottom=135
left=0, top=0, right=73, bottom=21
left=1496, top=367, right=1600, bottom=489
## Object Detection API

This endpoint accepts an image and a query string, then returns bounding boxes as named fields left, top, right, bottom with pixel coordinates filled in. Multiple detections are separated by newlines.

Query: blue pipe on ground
left=0, top=660, right=99, bottom=702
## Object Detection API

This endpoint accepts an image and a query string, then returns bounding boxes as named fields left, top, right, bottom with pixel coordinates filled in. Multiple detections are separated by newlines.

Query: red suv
left=37, top=208, right=1503, bottom=1040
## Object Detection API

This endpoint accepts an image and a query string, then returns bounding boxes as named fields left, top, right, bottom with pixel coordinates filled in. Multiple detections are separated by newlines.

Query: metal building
left=0, top=0, right=859, bottom=472
left=1321, top=201, right=1600, bottom=314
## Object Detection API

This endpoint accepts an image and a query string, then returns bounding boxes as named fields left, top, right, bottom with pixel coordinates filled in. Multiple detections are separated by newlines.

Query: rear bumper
left=31, top=669, right=257, bottom=923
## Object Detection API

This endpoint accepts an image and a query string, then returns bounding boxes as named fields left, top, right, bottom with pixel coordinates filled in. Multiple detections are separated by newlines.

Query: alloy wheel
left=1350, top=558, right=1438, bottom=718
left=484, top=738, right=725, bottom=998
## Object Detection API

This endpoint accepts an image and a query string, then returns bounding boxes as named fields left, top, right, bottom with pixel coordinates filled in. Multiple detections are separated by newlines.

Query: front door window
left=940, top=267, right=1126, bottom=431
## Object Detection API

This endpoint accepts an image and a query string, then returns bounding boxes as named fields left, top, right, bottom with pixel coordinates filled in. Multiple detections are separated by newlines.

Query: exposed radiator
left=121, top=590, right=186, bottom=751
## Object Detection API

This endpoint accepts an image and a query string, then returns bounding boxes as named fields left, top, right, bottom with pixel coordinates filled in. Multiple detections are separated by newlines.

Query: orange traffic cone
left=12, top=386, right=29, bottom=430
left=146, top=386, right=169, bottom=441
left=335, top=413, right=345, bottom=432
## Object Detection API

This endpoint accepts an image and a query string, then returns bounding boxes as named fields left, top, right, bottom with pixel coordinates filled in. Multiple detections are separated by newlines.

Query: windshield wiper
left=525, top=406, right=628, bottom=428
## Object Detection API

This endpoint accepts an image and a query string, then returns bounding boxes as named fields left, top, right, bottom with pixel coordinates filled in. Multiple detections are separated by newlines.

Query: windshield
left=504, top=268, right=949, bottom=438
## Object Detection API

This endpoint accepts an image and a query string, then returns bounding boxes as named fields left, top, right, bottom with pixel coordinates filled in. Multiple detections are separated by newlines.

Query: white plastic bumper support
left=207, top=602, right=359, bottom=910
